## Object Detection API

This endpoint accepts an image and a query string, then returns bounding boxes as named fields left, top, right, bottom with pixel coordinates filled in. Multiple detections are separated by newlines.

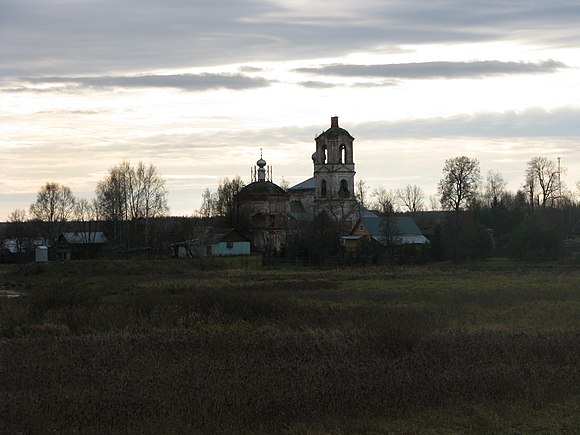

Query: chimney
left=331, top=116, right=338, bottom=128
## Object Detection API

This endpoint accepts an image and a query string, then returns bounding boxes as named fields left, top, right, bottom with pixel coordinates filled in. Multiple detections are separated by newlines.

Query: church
left=235, top=116, right=361, bottom=252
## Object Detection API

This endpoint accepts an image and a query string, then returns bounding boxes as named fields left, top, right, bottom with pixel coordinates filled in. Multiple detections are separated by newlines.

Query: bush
left=509, top=219, right=561, bottom=260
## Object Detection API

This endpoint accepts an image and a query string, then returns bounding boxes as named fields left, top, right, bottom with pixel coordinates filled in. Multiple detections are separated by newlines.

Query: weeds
left=0, top=259, right=579, bottom=432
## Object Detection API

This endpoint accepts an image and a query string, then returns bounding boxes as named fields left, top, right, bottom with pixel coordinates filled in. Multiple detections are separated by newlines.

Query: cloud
left=21, top=73, right=272, bottom=92
left=294, top=60, right=567, bottom=80
left=2, top=0, right=579, bottom=77
left=353, top=107, right=580, bottom=139
left=297, top=81, right=339, bottom=89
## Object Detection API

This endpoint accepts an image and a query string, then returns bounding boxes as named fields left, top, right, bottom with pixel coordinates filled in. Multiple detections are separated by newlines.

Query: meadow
left=1, top=258, right=579, bottom=433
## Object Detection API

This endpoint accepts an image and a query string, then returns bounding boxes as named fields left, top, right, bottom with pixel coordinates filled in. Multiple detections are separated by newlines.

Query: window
left=322, top=145, right=327, bottom=164
left=340, top=144, right=346, bottom=164
left=227, top=241, right=233, bottom=249
left=339, top=179, right=349, bottom=198
left=321, top=180, right=327, bottom=197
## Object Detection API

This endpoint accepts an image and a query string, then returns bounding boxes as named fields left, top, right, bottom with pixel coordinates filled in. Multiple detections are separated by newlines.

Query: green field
left=1, top=259, right=579, bottom=433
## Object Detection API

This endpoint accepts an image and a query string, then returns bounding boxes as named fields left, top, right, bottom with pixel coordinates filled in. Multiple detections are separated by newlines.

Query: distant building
left=341, top=211, right=429, bottom=253
left=236, top=116, right=361, bottom=252
left=55, top=232, right=109, bottom=260
left=172, top=228, right=250, bottom=258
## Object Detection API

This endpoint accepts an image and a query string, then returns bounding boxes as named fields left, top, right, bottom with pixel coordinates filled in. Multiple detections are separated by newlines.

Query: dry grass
left=1, top=259, right=579, bottom=433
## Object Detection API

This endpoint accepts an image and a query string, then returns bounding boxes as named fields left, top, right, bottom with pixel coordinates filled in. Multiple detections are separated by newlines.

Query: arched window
left=322, top=145, right=327, bottom=164
left=321, top=180, right=327, bottom=197
left=339, top=179, right=349, bottom=198
left=340, top=144, right=346, bottom=164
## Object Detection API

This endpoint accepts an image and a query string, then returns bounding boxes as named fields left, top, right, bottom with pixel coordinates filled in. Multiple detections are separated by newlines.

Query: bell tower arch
left=313, top=116, right=356, bottom=204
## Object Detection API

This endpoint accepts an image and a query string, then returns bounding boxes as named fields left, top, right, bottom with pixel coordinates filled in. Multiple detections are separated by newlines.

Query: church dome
left=236, top=181, right=286, bottom=201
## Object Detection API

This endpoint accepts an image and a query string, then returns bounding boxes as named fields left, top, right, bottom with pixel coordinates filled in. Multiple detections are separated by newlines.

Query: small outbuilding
left=172, top=228, right=251, bottom=258
left=35, top=245, right=48, bottom=263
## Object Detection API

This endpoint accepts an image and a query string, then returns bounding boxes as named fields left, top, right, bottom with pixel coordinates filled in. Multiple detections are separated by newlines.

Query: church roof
left=236, top=181, right=286, bottom=200
left=289, top=177, right=315, bottom=191
left=316, top=116, right=354, bottom=140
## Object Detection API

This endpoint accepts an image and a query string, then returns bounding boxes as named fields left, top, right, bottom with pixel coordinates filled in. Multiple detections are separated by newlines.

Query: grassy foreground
left=1, top=259, right=579, bottom=433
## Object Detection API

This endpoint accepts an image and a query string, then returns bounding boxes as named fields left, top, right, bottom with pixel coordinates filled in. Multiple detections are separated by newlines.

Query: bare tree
left=355, top=179, right=369, bottom=208
left=438, top=156, right=481, bottom=211
left=198, top=188, right=217, bottom=218
left=30, top=182, right=75, bottom=223
left=96, top=160, right=168, bottom=246
left=73, top=198, right=100, bottom=244
left=215, top=176, right=245, bottom=225
left=484, top=170, right=507, bottom=207
left=428, top=195, right=440, bottom=211
left=372, top=187, right=397, bottom=214
left=6, top=209, right=28, bottom=256
left=29, top=182, right=76, bottom=240
left=525, top=156, right=562, bottom=208
left=279, top=177, right=290, bottom=192
left=396, top=184, right=425, bottom=213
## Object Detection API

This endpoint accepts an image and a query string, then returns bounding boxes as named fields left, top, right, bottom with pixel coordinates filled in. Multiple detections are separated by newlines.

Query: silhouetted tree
left=96, top=160, right=168, bottom=247
left=215, top=176, right=245, bottom=225
left=524, top=156, right=562, bottom=209
left=396, top=184, right=425, bottom=213
left=29, top=182, right=76, bottom=240
left=438, top=156, right=481, bottom=212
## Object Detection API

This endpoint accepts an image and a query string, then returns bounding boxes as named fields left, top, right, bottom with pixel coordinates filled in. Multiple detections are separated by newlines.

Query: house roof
left=289, top=177, right=315, bottom=191
left=180, top=228, right=250, bottom=247
left=60, top=232, right=108, bottom=244
left=352, top=214, right=429, bottom=245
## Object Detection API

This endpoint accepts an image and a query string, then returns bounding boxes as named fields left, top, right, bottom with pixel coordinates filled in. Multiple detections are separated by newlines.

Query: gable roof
left=180, top=228, right=251, bottom=247
left=353, top=213, right=428, bottom=245
left=60, top=232, right=108, bottom=244
left=289, top=177, right=315, bottom=191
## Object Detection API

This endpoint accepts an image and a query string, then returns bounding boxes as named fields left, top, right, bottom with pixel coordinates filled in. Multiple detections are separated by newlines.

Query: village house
left=172, top=228, right=250, bottom=258
left=341, top=211, right=429, bottom=254
left=55, top=232, right=109, bottom=260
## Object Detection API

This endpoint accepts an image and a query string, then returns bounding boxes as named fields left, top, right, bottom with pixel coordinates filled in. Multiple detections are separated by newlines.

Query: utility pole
left=558, top=157, right=562, bottom=205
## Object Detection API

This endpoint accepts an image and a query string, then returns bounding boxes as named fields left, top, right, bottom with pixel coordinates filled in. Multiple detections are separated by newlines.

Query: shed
left=35, top=245, right=48, bottom=263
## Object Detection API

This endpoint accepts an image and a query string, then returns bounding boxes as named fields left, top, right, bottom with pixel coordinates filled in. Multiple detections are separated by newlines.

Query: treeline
left=3, top=160, right=169, bottom=252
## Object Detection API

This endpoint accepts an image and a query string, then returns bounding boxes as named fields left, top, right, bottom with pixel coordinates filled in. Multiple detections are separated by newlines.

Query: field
left=1, top=259, right=580, bottom=433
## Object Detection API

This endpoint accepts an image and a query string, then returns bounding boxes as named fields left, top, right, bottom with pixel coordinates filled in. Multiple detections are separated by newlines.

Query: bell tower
left=313, top=116, right=356, bottom=205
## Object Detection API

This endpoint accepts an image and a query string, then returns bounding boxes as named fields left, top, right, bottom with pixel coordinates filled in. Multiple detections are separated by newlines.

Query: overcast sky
left=2, top=0, right=580, bottom=218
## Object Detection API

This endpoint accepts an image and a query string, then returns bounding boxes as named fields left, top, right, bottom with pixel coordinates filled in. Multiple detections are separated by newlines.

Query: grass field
left=1, top=259, right=579, bottom=433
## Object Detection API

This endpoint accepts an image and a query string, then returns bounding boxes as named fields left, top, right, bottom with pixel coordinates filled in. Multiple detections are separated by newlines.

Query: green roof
left=360, top=215, right=422, bottom=236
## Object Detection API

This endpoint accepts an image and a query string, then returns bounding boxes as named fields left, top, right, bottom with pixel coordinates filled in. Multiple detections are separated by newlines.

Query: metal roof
left=289, top=177, right=315, bottom=191
left=61, top=232, right=108, bottom=244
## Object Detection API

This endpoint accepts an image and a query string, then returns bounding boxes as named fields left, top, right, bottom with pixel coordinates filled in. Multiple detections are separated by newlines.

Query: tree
left=372, top=187, right=397, bottom=214
left=215, top=176, right=245, bottom=225
left=355, top=179, right=369, bottom=208
left=29, top=182, right=76, bottom=240
left=96, top=160, right=168, bottom=247
left=6, top=209, right=28, bottom=258
left=396, top=184, right=425, bottom=213
left=484, top=170, right=507, bottom=207
left=198, top=188, right=217, bottom=218
left=438, top=156, right=481, bottom=211
left=72, top=198, right=100, bottom=244
left=524, top=156, right=562, bottom=208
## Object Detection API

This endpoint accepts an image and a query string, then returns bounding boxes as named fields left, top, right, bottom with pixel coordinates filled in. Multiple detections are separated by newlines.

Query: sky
left=2, top=0, right=580, bottom=219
